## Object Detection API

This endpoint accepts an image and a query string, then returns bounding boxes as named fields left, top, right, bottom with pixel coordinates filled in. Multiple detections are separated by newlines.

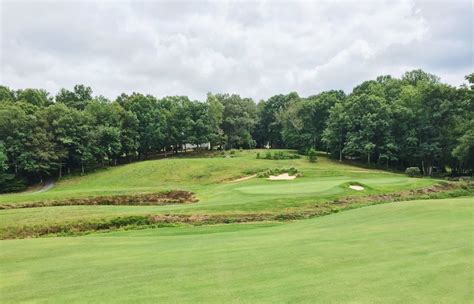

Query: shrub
left=262, top=151, right=300, bottom=160
left=405, top=167, right=421, bottom=177
left=307, top=148, right=317, bottom=163
left=229, top=150, right=236, bottom=155
left=256, top=152, right=260, bottom=159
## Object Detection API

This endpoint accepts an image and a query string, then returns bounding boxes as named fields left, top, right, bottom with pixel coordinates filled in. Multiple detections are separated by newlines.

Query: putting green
left=1, top=197, right=472, bottom=303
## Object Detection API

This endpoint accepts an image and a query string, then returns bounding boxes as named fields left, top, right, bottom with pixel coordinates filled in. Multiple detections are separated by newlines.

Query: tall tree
left=255, top=92, right=299, bottom=148
left=218, top=94, right=257, bottom=149
left=56, top=84, right=93, bottom=110
left=207, top=94, right=226, bottom=149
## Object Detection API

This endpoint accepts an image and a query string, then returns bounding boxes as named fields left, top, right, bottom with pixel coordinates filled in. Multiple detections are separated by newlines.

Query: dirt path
left=23, top=180, right=55, bottom=195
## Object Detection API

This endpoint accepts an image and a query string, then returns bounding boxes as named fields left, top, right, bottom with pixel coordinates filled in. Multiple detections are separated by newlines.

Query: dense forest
left=0, top=69, right=472, bottom=191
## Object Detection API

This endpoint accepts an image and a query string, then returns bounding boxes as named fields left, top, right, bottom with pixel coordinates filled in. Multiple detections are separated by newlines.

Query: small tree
left=405, top=167, right=421, bottom=177
left=307, top=148, right=317, bottom=163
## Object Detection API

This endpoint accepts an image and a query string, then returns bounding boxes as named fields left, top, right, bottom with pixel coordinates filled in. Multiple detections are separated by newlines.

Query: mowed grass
left=0, top=150, right=437, bottom=231
left=1, top=197, right=472, bottom=303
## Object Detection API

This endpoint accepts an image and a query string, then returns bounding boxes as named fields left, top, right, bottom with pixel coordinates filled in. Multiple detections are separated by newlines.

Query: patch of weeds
left=256, top=167, right=300, bottom=178
left=0, top=190, right=198, bottom=210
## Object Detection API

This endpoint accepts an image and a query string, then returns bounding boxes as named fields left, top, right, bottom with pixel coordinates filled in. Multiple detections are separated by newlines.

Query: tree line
left=0, top=69, right=472, bottom=191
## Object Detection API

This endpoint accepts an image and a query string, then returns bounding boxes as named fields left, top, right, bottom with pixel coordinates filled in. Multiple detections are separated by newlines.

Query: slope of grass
left=0, top=150, right=443, bottom=235
left=1, top=197, right=472, bottom=303
left=0, top=150, right=432, bottom=204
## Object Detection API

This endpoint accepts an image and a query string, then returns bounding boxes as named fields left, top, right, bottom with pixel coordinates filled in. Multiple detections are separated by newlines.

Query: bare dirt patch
left=268, top=173, right=297, bottom=180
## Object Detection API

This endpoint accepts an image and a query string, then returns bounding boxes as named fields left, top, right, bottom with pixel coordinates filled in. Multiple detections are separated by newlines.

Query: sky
left=1, top=0, right=472, bottom=101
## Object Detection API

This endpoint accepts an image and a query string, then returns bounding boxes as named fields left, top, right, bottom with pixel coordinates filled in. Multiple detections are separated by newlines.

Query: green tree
left=281, top=90, right=344, bottom=151
left=207, top=93, right=226, bottom=149
left=56, top=84, right=93, bottom=110
left=255, top=92, right=299, bottom=148
left=322, top=103, right=349, bottom=162
left=218, top=94, right=257, bottom=149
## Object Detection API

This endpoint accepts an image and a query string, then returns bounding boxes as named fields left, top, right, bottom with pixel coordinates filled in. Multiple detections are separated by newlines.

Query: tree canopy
left=0, top=69, right=472, bottom=191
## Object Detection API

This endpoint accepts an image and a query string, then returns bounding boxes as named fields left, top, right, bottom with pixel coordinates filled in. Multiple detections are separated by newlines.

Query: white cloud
left=0, top=0, right=472, bottom=101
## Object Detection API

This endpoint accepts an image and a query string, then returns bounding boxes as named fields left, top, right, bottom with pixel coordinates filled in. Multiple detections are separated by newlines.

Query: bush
left=262, top=151, right=300, bottom=160
left=229, top=150, right=236, bottom=155
left=307, top=148, right=317, bottom=163
left=405, top=167, right=421, bottom=177
left=256, top=152, right=260, bottom=159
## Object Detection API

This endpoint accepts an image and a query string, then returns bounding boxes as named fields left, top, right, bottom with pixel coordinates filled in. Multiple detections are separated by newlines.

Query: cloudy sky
left=1, top=0, right=472, bottom=101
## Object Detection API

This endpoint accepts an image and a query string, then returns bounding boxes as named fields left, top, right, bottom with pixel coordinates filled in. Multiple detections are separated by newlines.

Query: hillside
left=0, top=150, right=443, bottom=238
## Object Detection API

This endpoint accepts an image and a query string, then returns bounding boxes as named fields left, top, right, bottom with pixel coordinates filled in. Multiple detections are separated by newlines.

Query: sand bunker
left=349, top=185, right=364, bottom=191
left=267, top=173, right=297, bottom=180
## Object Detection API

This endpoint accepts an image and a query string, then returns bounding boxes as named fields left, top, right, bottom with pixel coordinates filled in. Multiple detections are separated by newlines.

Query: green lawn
left=0, top=150, right=438, bottom=233
left=1, top=197, right=472, bottom=303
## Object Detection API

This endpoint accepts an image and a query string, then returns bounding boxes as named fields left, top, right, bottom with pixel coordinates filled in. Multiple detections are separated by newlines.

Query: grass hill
left=0, top=150, right=442, bottom=237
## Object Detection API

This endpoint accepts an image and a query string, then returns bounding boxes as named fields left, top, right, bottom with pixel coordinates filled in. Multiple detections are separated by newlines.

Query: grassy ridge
left=1, top=197, right=472, bottom=303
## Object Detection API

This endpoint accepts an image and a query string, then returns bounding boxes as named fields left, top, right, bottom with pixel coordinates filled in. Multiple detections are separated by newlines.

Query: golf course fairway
left=1, top=197, right=472, bottom=303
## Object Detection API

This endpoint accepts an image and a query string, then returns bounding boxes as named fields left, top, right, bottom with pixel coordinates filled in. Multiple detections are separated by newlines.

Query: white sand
left=268, top=173, right=297, bottom=180
left=349, top=185, right=364, bottom=191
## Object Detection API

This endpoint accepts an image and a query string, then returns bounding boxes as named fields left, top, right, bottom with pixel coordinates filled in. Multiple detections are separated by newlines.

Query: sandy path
left=227, top=174, right=257, bottom=183
left=22, top=180, right=55, bottom=195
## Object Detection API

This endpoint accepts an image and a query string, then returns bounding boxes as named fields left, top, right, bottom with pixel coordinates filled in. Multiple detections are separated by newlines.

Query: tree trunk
left=81, top=163, right=85, bottom=175
left=59, top=165, right=62, bottom=179
left=367, top=153, right=371, bottom=165
left=339, top=149, right=342, bottom=162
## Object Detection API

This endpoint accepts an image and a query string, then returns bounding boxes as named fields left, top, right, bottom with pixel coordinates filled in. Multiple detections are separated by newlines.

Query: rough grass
left=0, top=190, right=196, bottom=210
left=0, top=197, right=472, bottom=303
